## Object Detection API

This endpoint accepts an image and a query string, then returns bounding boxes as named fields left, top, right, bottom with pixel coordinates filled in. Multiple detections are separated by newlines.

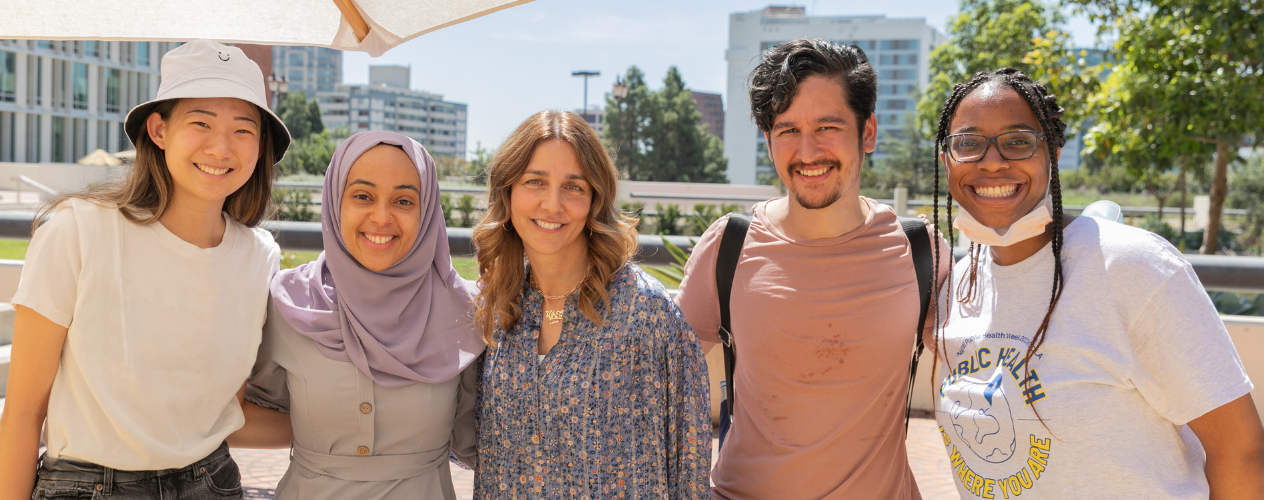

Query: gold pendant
left=544, top=309, right=564, bottom=325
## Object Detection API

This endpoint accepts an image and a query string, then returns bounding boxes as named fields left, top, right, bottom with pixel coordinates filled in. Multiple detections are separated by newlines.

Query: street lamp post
left=571, top=70, right=600, bottom=124
left=267, top=74, right=289, bottom=109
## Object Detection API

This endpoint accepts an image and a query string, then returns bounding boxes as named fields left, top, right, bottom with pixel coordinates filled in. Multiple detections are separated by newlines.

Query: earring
left=502, top=221, right=512, bottom=232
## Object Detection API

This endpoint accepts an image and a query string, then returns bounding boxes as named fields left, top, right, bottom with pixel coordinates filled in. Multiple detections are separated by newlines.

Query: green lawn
left=0, top=239, right=29, bottom=260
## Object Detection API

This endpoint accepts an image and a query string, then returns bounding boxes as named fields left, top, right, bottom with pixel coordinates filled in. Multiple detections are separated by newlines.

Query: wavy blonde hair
left=473, top=110, right=639, bottom=346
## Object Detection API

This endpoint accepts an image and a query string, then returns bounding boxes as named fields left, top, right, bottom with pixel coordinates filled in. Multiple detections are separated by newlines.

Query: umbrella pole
left=333, top=0, right=370, bottom=42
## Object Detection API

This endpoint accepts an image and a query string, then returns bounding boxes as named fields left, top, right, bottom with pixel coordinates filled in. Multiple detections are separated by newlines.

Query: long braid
left=928, top=68, right=1069, bottom=421
left=928, top=76, right=990, bottom=400
left=1008, top=75, right=1067, bottom=399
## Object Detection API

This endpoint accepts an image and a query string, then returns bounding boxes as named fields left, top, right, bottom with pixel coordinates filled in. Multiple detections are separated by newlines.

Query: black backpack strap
left=898, top=216, right=934, bottom=436
left=715, top=212, right=752, bottom=444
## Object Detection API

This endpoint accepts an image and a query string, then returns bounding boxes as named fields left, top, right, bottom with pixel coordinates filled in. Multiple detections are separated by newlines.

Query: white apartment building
left=272, top=45, right=342, bottom=96
left=0, top=40, right=172, bottom=163
left=317, top=65, right=467, bottom=157
left=725, top=6, right=946, bottom=185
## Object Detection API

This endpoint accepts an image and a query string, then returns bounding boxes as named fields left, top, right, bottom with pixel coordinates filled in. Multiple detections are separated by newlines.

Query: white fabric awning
left=0, top=0, right=534, bottom=56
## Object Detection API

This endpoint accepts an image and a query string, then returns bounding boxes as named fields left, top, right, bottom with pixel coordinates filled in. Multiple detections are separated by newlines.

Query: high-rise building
left=691, top=91, right=724, bottom=141
left=271, top=46, right=342, bottom=96
left=317, top=65, right=467, bottom=157
left=0, top=40, right=173, bottom=163
left=724, top=6, right=946, bottom=184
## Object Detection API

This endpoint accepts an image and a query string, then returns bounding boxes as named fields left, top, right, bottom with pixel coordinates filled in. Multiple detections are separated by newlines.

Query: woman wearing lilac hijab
left=241, top=131, right=484, bottom=499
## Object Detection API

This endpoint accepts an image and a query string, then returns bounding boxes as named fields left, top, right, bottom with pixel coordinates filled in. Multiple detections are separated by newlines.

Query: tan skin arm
left=225, top=383, right=293, bottom=449
left=0, top=306, right=68, bottom=500
left=1188, top=393, right=1264, bottom=500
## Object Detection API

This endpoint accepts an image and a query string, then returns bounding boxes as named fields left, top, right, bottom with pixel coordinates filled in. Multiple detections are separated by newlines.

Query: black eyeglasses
left=943, top=130, right=1046, bottom=163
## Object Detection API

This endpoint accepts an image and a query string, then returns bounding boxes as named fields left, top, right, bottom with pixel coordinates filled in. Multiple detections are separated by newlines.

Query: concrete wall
left=0, top=162, right=125, bottom=194
left=617, top=180, right=781, bottom=213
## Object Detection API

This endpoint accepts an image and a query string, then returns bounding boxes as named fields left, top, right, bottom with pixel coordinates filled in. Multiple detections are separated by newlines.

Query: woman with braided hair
left=928, top=68, right=1264, bottom=499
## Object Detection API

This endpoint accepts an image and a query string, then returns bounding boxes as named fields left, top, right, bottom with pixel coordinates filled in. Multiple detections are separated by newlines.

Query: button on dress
left=247, top=302, right=479, bottom=500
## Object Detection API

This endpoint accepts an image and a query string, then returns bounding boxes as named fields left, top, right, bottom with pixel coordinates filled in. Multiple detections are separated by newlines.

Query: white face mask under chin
left=954, top=195, right=1053, bottom=247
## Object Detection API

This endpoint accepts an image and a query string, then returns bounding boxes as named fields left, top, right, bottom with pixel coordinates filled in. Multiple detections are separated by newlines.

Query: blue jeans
left=32, top=442, right=242, bottom=500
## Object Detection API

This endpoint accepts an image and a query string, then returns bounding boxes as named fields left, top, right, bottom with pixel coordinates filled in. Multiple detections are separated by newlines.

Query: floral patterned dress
left=474, top=263, right=712, bottom=499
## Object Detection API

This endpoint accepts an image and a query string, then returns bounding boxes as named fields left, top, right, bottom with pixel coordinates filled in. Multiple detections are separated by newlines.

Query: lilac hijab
left=269, top=131, right=483, bottom=387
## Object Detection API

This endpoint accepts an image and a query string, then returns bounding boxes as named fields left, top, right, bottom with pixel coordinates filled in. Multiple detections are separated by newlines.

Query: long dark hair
left=34, top=99, right=276, bottom=233
left=930, top=68, right=1069, bottom=422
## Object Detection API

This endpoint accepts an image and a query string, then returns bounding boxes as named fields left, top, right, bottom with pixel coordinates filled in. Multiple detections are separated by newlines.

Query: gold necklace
left=534, top=266, right=589, bottom=326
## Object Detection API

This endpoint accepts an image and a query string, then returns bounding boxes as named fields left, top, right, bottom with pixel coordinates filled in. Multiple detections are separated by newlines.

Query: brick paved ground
left=231, top=417, right=961, bottom=499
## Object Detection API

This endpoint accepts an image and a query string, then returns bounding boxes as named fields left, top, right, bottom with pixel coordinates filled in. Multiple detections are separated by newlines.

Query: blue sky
left=342, top=0, right=1099, bottom=158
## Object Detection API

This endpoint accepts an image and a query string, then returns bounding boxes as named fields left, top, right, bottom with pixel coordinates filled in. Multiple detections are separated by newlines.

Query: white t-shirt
left=933, top=216, right=1251, bottom=499
left=13, top=199, right=280, bottom=470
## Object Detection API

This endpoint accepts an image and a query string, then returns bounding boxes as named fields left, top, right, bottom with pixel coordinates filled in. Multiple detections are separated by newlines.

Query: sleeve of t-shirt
left=12, top=204, right=82, bottom=328
left=1127, top=263, right=1253, bottom=426
left=672, top=215, right=729, bottom=344
left=245, top=307, right=292, bottom=413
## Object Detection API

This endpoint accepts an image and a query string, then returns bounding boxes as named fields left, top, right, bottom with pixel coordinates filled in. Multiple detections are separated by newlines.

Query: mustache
left=788, top=159, right=841, bottom=171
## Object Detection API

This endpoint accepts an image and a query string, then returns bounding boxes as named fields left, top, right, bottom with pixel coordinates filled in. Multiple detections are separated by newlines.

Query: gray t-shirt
left=933, top=216, right=1251, bottom=499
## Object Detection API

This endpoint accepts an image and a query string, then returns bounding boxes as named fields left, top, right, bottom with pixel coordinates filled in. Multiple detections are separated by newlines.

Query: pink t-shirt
left=676, top=198, right=949, bottom=500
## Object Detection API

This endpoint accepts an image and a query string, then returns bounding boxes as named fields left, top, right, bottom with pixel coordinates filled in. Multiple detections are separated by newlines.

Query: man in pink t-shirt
left=675, top=38, right=949, bottom=499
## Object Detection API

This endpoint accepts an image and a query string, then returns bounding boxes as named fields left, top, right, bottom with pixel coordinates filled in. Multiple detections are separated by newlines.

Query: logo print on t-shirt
left=946, top=370, right=1016, bottom=463
left=939, top=338, right=1054, bottom=498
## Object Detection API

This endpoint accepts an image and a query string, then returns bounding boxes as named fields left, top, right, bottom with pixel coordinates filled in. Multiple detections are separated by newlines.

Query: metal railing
left=2, top=210, right=1261, bottom=293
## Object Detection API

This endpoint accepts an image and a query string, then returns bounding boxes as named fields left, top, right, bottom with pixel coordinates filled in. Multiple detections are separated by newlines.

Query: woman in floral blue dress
left=470, top=110, right=711, bottom=498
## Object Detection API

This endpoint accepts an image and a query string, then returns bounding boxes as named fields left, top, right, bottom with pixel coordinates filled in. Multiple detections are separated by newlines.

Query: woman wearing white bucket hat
left=0, top=39, right=291, bottom=500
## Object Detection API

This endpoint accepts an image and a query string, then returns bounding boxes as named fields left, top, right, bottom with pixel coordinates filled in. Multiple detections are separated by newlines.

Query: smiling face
left=943, top=83, right=1058, bottom=229
left=339, top=145, right=423, bottom=272
left=766, top=75, right=877, bottom=210
left=509, top=139, right=593, bottom=263
left=147, top=97, right=261, bottom=209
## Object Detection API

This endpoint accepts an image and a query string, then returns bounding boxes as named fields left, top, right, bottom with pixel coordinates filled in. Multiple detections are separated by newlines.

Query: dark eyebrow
left=394, top=184, right=420, bottom=193
left=771, top=115, right=848, bottom=131
left=524, top=169, right=586, bottom=181
left=187, top=108, right=259, bottom=127
left=955, top=123, right=1037, bottom=134
left=349, top=179, right=375, bottom=188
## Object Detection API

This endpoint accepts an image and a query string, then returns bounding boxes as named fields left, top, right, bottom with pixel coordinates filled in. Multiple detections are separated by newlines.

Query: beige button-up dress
left=246, top=302, right=479, bottom=500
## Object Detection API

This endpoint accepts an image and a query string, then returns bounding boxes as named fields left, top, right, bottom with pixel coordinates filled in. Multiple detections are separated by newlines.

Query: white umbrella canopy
left=1, top=0, right=534, bottom=56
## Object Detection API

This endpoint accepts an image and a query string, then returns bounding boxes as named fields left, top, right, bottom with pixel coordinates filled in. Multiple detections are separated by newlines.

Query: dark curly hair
left=748, top=38, right=877, bottom=141
left=930, top=68, right=1068, bottom=425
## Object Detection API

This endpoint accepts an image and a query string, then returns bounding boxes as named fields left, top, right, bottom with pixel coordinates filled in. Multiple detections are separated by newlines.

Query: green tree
left=275, top=90, right=325, bottom=141
left=456, top=194, right=478, bottom=228
left=468, top=142, right=492, bottom=186
left=643, top=67, right=728, bottom=183
left=604, top=67, right=654, bottom=180
left=604, top=66, right=728, bottom=183
left=873, top=112, right=936, bottom=195
left=1228, top=153, right=1264, bottom=254
left=917, top=0, right=1100, bottom=136
left=276, top=128, right=340, bottom=177
left=1070, top=0, right=1264, bottom=253
left=271, top=188, right=318, bottom=222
